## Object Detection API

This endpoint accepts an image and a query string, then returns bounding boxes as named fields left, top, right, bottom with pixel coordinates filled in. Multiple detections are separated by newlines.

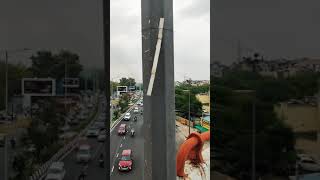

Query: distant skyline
left=213, top=0, right=320, bottom=65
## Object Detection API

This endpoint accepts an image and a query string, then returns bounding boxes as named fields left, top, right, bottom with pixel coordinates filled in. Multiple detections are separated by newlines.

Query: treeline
left=210, top=70, right=319, bottom=178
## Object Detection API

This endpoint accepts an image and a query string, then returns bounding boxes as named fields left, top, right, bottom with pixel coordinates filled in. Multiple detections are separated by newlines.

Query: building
left=232, top=57, right=320, bottom=78
left=274, top=96, right=320, bottom=133
left=195, top=92, right=210, bottom=132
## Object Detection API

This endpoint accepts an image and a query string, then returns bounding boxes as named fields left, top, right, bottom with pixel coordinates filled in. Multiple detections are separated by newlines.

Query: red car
left=118, top=124, right=126, bottom=135
left=118, top=149, right=133, bottom=171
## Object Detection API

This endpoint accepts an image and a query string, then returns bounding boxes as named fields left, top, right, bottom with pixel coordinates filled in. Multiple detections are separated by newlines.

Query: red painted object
left=176, top=131, right=210, bottom=177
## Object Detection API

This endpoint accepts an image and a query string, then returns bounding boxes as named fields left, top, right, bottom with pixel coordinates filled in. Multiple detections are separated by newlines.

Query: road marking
left=120, top=143, right=122, bottom=148
left=111, top=165, right=114, bottom=173
left=92, top=143, right=103, bottom=160
left=116, top=153, right=119, bottom=158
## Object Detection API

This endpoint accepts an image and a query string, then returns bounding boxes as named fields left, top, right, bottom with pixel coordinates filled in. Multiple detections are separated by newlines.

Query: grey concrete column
left=141, top=0, right=175, bottom=180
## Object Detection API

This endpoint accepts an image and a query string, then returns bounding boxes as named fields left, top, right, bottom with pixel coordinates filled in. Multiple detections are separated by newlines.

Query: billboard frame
left=22, top=78, right=56, bottom=96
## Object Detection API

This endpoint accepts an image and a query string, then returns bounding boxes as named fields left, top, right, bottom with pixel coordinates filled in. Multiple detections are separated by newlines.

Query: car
left=123, top=113, right=131, bottom=121
left=118, top=124, right=127, bottom=135
left=93, top=122, right=105, bottom=130
left=86, top=127, right=99, bottom=137
left=45, top=162, right=66, bottom=180
left=97, top=130, right=106, bottom=142
left=133, top=107, right=139, bottom=113
left=87, top=103, right=93, bottom=108
left=0, top=134, right=5, bottom=147
left=298, top=154, right=320, bottom=172
left=67, top=118, right=79, bottom=126
left=76, top=137, right=88, bottom=150
left=118, top=149, right=133, bottom=171
left=76, top=145, right=91, bottom=163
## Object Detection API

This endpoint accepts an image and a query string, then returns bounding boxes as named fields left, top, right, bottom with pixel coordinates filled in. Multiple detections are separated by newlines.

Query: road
left=0, top=147, right=4, bottom=178
left=110, top=106, right=144, bottom=180
left=58, top=98, right=107, bottom=180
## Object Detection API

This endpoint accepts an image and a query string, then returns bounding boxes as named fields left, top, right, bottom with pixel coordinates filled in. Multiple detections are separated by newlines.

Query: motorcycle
left=131, top=130, right=135, bottom=137
left=134, top=116, right=137, bottom=121
left=98, top=154, right=104, bottom=168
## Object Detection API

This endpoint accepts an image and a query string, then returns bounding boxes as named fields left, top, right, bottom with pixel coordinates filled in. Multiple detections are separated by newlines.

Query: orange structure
left=176, top=131, right=210, bottom=177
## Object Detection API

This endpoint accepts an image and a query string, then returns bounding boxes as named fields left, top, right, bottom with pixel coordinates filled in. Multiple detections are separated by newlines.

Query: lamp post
left=183, top=90, right=191, bottom=136
left=2, top=48, right=30, bottom=180
left=2, top=48, right=31, bottom=115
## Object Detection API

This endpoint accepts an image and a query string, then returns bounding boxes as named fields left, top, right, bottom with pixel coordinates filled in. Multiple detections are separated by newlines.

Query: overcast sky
left=111, top=0, right=210, bottom=82
left=213, top=0, right=320, bottom=65
left=0, top=0, right=209, bottom=83
left=0, top=0, right=103, bottom=69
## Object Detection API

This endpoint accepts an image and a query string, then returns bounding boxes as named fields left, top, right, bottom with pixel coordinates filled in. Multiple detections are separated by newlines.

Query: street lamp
left=183, top=89, right=191, bottom=136
left=1, top=48, right=31, bottom=180
left=2, top=48, right=31, bottom=114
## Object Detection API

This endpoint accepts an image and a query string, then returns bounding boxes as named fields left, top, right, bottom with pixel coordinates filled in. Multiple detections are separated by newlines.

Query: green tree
left=175, top=87, right=203, bottom=118
left=30, top=50, right=83, bottom=80
left=212, top=71, right=298, bottom=178
left=0, top=62, right=32, bottom=110
left=119, top=93, right=130, bottom=112
left=111, top=81, right=119, bottom=94
left=119, top=77, right=136, bottom=87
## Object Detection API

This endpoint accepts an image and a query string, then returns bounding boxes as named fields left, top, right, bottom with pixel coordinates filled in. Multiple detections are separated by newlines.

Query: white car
left=133, top=107, right=139, bottom=113
left=123, top=113, right=131, bottom=121
left=76, top=145, right=91, bottom=163
left=86, top=127, right=99, bottom=137
left=298, top=154, right=320, bottom=172
left=45, top=162, right=66, bottom=180
left=97, top=130, right=106, bottom=142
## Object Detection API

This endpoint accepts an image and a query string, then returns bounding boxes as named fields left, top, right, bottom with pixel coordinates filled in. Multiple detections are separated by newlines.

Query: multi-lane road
left=52, top=97, right=107, bottom=179
left=110, top=105, right=144, bottom=180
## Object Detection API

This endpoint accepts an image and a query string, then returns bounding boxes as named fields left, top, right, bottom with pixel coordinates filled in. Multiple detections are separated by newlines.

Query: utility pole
left=5, top=51, right=8, bottom=114
left=4, top=135, right=8, bottom=180
left=141, top=0, right=175, bottom=179
left=252, top=96, right=256, bottom=180
left=64, top=58, right=67, bottom=111
left=237, top=40, right=242, bottom=62
left=188, top=91, right=191, bottom=136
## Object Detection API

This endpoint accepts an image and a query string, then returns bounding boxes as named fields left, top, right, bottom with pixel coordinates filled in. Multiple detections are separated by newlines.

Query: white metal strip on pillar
left=147, top=18, right=164, bottom=96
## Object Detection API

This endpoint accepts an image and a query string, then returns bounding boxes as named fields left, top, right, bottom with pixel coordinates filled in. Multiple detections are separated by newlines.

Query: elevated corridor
left=110, top=106, right=144, bottom=180
left=61, top=99, right=106, bottom=179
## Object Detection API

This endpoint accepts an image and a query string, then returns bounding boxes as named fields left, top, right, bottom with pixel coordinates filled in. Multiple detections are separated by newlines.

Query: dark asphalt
left=59, top=98, right=107, bottom=180
left=110, top=107, right=144, bottom=180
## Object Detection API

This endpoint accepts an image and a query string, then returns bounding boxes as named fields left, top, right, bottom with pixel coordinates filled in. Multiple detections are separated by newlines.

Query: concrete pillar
left=141, top=0, right=175, bottom=179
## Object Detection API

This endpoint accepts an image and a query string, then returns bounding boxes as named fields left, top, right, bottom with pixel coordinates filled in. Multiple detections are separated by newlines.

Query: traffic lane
left=110, top=111, right=133, bottom=169
left=110, top=109, right=141, bottom=164
left=0, top=147, right=4, bottom=178
left=62, top=136, right=105, bottom=180
left=110, top=111, right=144, bottom=180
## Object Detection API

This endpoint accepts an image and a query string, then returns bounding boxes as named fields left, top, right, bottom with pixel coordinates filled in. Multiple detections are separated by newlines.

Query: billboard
left=62, top=78, right=80, bottom=88
left=129, top=86, right=136, bottom=91
left=117, top=86, right=127, bottom=96
left=22, top=78, right=56, bottom=96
